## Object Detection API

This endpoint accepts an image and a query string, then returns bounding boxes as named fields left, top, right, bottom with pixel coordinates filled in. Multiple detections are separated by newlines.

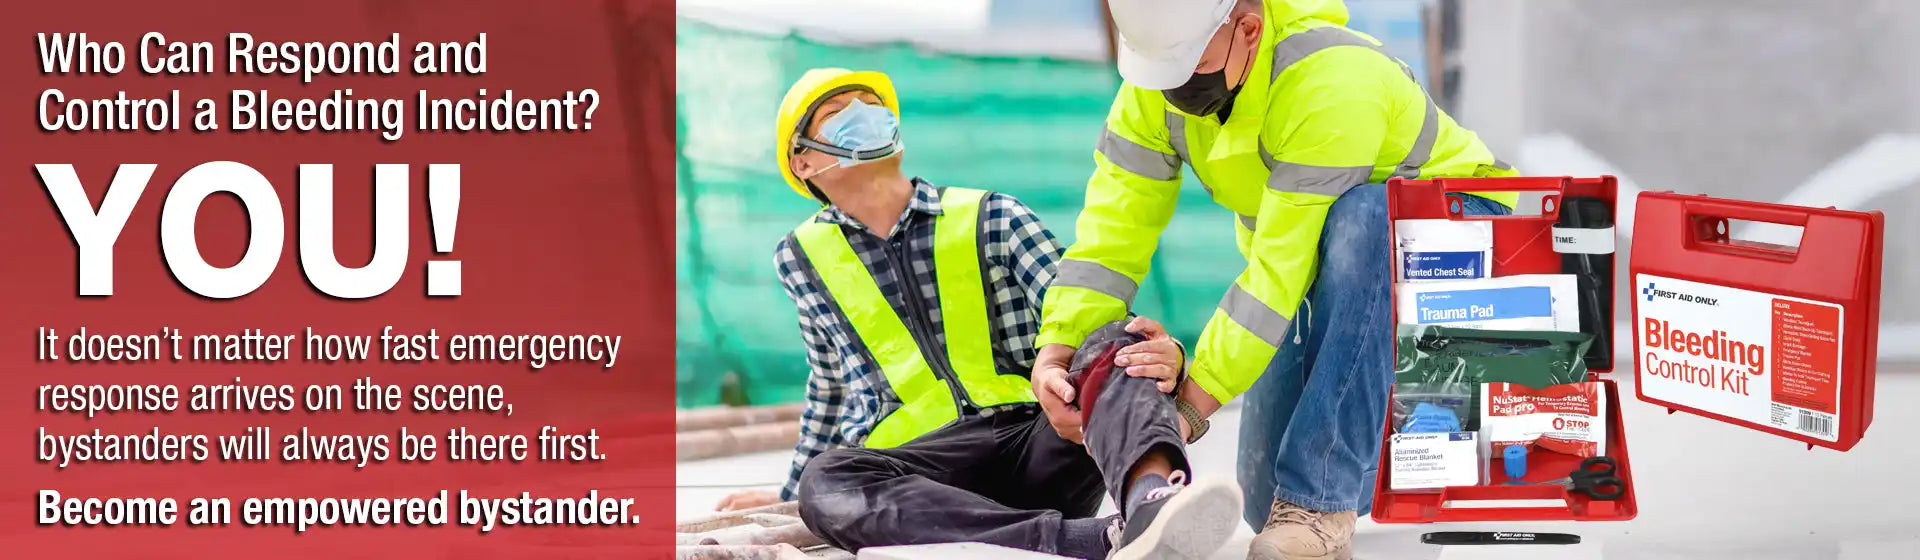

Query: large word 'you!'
left=37, top=162, right=462, bottom=299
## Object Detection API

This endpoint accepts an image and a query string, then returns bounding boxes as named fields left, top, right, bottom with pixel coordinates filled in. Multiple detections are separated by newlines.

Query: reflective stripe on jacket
left=1037, top=0, right=1519, bottom=404
left=791, top=186, right=1037, bottom=448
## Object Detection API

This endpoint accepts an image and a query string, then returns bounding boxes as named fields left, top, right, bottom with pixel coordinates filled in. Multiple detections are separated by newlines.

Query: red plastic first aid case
left=1630, top=193, right=1883, bottom=451
left=1372, top=176, right=1637, bottom=523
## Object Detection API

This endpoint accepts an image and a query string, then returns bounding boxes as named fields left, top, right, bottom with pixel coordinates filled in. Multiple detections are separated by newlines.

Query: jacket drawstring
left=1294, top=298, right=1313, bottom=345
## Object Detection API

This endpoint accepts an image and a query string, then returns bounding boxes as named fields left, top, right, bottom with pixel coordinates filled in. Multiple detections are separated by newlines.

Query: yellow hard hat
left=775, top=68, right=900, bottom=202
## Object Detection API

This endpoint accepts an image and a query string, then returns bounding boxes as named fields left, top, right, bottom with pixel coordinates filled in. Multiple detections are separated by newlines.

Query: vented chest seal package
left=1394, top=219, right=1493, bottom=282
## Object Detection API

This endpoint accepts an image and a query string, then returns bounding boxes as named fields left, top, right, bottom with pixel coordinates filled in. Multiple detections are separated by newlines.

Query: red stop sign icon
left=1553, top=417, right=1565, bottom=430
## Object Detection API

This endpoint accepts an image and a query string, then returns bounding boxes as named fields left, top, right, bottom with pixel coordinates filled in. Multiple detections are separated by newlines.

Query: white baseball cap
left=1108, top=0, right=1237, bottom=90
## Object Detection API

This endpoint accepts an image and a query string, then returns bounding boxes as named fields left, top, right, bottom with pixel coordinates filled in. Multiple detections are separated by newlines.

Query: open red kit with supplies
left=1372, top=176, right=1635, bottom=523
left=1371, top=176, right=1885, bottom=524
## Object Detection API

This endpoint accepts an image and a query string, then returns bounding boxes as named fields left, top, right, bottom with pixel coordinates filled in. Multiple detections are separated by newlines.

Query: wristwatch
left=1176, top=396, right=1209, bottom=444
left=1166, top=338, right=1208, bottom=444
left=1159, top=335, right=1205, bottom=444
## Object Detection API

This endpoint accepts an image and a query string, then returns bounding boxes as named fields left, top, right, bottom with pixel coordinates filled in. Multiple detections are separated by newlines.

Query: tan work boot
left=1246, top=499, right=1356, bottom=560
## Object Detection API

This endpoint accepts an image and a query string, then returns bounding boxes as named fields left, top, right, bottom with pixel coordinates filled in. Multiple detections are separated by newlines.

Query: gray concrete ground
left=679, top=367, right=1920, bottom=559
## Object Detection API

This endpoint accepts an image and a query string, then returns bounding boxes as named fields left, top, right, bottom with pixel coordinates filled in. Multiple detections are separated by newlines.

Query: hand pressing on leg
left=1032, top=343, right=1084, bottom=444
left=1115, top=316, right=1225, bottom=444
left=1114, top=316, right=1184, bottom=394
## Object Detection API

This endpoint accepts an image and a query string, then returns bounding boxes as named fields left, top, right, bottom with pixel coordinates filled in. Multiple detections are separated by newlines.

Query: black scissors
left=1542, top=456, right=1625, bottom=500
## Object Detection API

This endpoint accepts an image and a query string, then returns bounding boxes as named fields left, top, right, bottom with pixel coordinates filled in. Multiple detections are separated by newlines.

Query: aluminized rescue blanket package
left=1389, top=432, right=1482, bottom=491
left=1396, top=274, right=1581, bottom=332
left=1395, top=325, right=1594, bottom=431
left=1394, top=219, right=1493, bottom=282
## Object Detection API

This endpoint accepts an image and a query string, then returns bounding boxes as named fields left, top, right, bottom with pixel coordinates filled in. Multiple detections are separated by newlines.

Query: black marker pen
left=1422, top=532, right=1581, bottom=546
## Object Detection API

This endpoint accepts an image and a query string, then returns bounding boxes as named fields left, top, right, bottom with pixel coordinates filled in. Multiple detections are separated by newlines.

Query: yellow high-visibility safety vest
left=791, top=187, right=1037, bottom=448
left=1038, top=0, right=1520, bottom=405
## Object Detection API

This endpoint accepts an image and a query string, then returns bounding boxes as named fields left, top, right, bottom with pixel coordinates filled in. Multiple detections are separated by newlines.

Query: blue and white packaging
left=1389, top=431, right=1481, bottom=491
left=1394, top=219, right=1493, bottom=282
left=1395, top=274, right=1582, bottom=332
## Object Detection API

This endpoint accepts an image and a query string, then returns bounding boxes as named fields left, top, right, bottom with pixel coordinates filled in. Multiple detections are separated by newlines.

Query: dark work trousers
left=796, top=373, right=1187, bottom=556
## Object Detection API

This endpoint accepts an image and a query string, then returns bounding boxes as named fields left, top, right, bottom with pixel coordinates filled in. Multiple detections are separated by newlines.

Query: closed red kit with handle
left=1629, top=193, right=1883, bottom=451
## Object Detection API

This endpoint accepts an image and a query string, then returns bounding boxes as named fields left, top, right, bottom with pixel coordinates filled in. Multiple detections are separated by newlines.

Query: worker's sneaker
left=1247, top=499, right=1356, bottom=560
left=1108, top=471, right=1241, bottom=560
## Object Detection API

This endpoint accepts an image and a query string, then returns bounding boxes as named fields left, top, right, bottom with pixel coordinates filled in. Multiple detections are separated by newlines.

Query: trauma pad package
left=1397, top=275, right=1581, bottom=332
left=1389, top=432, right=1482, bottom=491
left=1394, top=219, right=1493, bottom=282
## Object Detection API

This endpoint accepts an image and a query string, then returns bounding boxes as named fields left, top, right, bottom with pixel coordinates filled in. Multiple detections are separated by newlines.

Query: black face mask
left=1162, top=37, right=1241, bottom=117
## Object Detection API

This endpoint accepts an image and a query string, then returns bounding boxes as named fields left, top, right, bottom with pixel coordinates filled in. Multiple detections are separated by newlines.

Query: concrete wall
left=1525, top=0, right=1911, bottom=195
left=1464, top=0, right=1920, bottom=354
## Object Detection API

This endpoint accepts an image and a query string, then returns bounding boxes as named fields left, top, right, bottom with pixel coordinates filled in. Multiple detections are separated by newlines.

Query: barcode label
left=1797, top=410, right=1834, bottom=437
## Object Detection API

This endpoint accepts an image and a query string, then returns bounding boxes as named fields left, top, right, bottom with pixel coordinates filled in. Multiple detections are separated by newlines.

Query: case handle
left=1434, top=176, right=1572, bottom=194
left=1431, top=177, right=1566, bottom=222
left=1683, top=200, right=1811, bottom=227
left=1682, top=200, right=1807, bottom=259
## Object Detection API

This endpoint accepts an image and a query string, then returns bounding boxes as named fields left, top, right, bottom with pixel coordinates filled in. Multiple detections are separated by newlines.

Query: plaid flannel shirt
left=772, top=179, right=1063, bottom=500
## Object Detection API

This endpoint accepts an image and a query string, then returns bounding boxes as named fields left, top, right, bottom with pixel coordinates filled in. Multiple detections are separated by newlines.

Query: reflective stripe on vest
left=791, top=187, right=1034, bottom=448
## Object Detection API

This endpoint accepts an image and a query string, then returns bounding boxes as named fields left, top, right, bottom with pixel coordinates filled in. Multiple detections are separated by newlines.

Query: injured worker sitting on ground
left=710, top=68, right=1242, bottom=560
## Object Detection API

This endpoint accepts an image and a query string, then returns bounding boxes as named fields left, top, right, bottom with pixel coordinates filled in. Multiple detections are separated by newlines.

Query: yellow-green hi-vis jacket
left=1037, top=0, right=1520, bottom=404
left=792, top=187, right=1036, bottom=448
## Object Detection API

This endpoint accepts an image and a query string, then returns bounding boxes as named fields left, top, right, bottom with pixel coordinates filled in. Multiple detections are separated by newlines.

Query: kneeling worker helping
left=712, top=68, right=1241, bottom=560
left=1039, top=0, right=1522, bottom=557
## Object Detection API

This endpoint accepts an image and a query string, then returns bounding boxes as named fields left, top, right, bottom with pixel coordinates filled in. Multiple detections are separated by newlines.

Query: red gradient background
left=1, top=0, right=677, bottom=556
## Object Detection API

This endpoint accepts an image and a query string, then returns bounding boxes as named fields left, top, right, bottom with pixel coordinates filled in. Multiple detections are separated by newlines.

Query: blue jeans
left=1234, top=184, right=1509, bottom=525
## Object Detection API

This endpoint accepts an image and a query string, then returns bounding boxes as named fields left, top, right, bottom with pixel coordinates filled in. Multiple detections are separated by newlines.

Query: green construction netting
left=676, top=19, right=1242, bottom=408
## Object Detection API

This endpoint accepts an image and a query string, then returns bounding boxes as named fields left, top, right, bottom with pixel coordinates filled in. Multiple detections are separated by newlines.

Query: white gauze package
left=1394, top=219, right=1493, bottom=282
left=1396, top=274, right=1582, bottom=332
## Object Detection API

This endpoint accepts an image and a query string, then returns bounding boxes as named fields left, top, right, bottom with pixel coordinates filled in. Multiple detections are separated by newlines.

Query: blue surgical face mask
left=796, top=98, right=902, bottom=175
